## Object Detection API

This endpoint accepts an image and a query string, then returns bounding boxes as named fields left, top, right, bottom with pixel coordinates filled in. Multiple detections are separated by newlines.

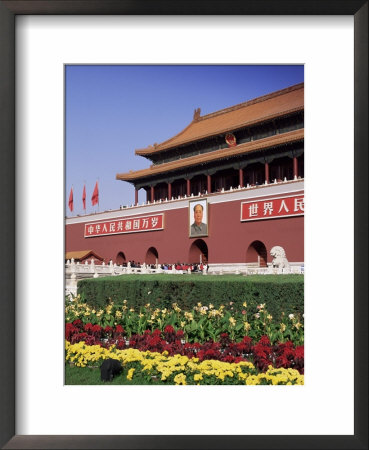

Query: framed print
left=189, top=198, right=208, bottom=238
left=1, top=1, right=368, bottom=449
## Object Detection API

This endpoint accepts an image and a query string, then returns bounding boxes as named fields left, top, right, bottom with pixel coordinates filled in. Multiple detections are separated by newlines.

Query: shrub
left=77, top=274, right=303, bottom=320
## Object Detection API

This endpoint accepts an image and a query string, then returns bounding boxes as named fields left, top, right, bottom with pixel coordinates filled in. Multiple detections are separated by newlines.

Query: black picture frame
left=0, top=1, right=367, bottom=449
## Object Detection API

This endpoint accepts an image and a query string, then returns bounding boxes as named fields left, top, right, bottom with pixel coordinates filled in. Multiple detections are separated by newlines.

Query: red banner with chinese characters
left=84, top=213, right=164, bottom=237
left=241, top=194, right=304, bottom=221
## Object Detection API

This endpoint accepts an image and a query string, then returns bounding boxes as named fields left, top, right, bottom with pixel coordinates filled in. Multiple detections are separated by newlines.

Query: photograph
left=1, top=2, right=366, bottom=447
left=65, top=65, right=305, bottom=386
left=189, top=198, right=208, bottom=238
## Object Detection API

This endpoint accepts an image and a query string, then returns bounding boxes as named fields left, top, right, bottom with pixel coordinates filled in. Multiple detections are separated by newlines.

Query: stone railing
left=207, top=263, right=303, bottom=276
left=65, top=258, right=304, bottom=297
left=65, top=258, right=194, bottom=297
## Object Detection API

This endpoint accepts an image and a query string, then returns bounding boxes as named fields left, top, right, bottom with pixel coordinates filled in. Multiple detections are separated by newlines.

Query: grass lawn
left=65, top=364, right=161, bottom=385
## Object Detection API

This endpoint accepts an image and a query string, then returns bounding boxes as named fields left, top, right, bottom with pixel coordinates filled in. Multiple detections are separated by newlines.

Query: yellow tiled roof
left=117, top=129, right=304, bottom=182
left=65, top=250, right=104, bottom=261
left=136, top=83, right=304, bottom=155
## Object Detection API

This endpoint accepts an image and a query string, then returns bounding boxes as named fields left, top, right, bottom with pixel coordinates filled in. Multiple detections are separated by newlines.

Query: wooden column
left=264, top=162, right=269, bottom=184
left=293, top=157, right=299, bottom=178
left=150, top=186, right=154, bottom=202
left=167, top=182, right=172, bottom=200
left=134, top=188, right=138, bottom=206
left=186, top=179, right=191, bottom=196
left=207, top=174, right=211, bottom=194
left=239, top=168, right=244, bottom=187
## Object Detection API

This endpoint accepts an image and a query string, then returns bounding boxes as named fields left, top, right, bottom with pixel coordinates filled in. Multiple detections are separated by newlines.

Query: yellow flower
left=244, top=322, right=251, bottom=331
left=129, top=308, right=135, bottom=312
left=209, top=304, right=214, bottom=309
left=172, top=303, right=181, bottom=313
left=280, top=323, right=286, bottom=332
left=229, top=317, right=236, bottom=326
left=174, top=373, right=187, bottom=385
left=184, top=312, right=193, bottom=321
left=64, top=342, right=303, bottom=385
left=243, top=301, right=247, bottom=307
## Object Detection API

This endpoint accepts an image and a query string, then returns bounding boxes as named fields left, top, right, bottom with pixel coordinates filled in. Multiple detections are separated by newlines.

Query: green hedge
left=77, top=274, right=304, bottom=321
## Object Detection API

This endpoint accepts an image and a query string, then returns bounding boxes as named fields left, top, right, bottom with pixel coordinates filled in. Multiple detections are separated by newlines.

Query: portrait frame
left=0, top=1, right=367, bottom=449
left=188, top=198, right=209, bottom=238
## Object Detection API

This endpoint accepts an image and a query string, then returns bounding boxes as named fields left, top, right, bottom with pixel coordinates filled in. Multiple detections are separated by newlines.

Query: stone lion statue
left=270, top=246, right=290, bottom=269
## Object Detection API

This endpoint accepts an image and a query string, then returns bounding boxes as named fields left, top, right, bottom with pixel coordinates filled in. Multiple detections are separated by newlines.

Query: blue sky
left=65, top=65, right=304, bottom=216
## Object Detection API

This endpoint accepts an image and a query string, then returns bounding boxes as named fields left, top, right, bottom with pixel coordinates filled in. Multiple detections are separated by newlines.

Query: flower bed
left=65, top=341, right=304, bottom=385
left=66, top=322, right=304, bottom=373
left=65, top=298, right=304, bottom=346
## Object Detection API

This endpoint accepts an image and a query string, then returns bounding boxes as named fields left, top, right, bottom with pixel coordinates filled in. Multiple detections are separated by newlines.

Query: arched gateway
left=146, top=247, right=158, bottom=265
left=246, top=240, right=267, bottom=267
left=189, top=239, right=208, bottom=264
left=116, top=251, right=126, bottom=265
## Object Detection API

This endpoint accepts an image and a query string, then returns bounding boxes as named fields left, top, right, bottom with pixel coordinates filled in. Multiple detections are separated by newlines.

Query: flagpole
left=97, top=177, right=99, bottom=213
left=68, top=185, right=74, bottom=216
left=91, top=179, right=99, bottom=213
left=83, top=180, right=86, bottom=215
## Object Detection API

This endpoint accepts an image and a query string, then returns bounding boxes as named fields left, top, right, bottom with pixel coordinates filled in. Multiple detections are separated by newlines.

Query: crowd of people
left=122, top=260, right=209, bottom=273
left=161, top=262, right=209, bottom=273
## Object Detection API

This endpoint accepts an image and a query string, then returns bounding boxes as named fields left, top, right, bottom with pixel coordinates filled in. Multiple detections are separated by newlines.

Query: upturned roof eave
left=134, top=105, right=304, bottom=156
left=116, top=129, right=304, bottom=183
left=65, top=250, right=104, bottom=261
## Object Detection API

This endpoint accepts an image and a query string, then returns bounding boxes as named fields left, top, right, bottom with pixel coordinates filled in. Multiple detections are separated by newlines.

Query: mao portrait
left=189, top=199, right=208, bottom=237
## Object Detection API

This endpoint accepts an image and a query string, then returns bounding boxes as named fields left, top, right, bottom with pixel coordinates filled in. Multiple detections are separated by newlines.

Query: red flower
left=164, top=325, right=175, bottom=334
left=259, top=335, right=271, bottom=347
left=65, top=323, right=78, bottom=341
left=92, top=324, right=102, bottom=337
left=72, top=319, right=82, bottom=329
left=71, top=332, right=88, bottom=344
left=84, top=323, right=93, bottom=333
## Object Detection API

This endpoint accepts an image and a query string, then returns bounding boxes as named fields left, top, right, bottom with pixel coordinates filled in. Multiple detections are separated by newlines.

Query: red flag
left=68, top=187, right=73, bottom=212
left=91, top=181, right=99, bottom=206
left=82, top=185, right=86, bottom=210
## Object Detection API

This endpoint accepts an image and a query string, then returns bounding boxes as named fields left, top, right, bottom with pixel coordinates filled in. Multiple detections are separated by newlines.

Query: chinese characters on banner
left=241, top=195, right=304, bottom=221
left=84, top=214, right=164, bottom=237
